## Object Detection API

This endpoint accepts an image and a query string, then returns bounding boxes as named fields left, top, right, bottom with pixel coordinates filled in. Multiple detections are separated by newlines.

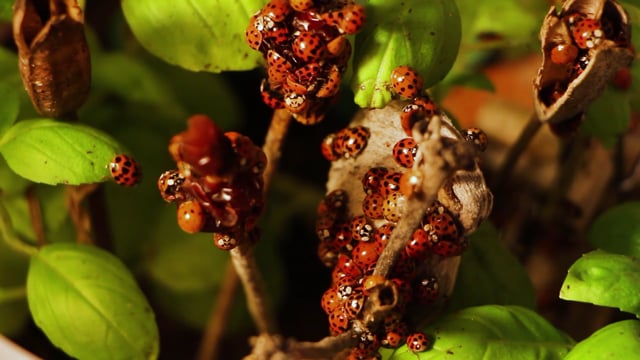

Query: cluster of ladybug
left=245, top=0, right=366, bottom=125
left=545, top=11, right=630, bottom=104
left=314, top=66, right=489, bottom=358
left=156, top=114, right=267, bottom=251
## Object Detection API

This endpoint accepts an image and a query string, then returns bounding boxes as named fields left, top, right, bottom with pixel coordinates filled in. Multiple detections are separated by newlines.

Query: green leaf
left=121, top=0, right=265, bottom=73
left=0, top=82, right=20, bottom=138
left=0, top=119, right=126, bottom=185
left=0, top=156, right=30, bottom=196
left=449, top=222, right=535, bottom=311
left=27, top=243, right=159, bottom=360
left=560, top=250, right=640, bottom=317
left=588, top=202, right=640, bottom=257
left=381, top=305, right=573, bottom=360
left=564, top=320, right=640, bottom=360
left=583, top=86, right=630, bottom=148
left=0, top=228, right=30, bottom=336
left=352, top=0, right=461, bottom=108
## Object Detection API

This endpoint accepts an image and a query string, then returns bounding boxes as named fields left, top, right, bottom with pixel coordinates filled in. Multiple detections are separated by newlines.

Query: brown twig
left=25, top=186, right=46, bottom=247
left=87, top=185, right=113, bottom=250
left=197, top=109, right=293, bottom=359
left=65, top=184, right=98, bottom=245
left=230, top=241, right=277, bottom=334
left=262, top=109, right=293, bottom=193
left=492, top=113, right=542, bottom=194
left=196, top=260, right=239, bottom=360
left=243, top=331, right=355, bottom=360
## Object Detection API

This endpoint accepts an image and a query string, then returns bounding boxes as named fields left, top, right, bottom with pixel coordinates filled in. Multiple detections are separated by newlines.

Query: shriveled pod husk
left=325, top=101, right=493, bottom=309
left=13, top=0, right=90, bottom=118
left=534, top=0, right=633, bottom=124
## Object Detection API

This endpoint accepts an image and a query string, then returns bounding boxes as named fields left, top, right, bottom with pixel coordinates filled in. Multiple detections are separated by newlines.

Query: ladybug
left=398, top=169, right=423, bottom=198
left=157, top=170, right=185, bottom=203
left=350, top=215, right=374, bottom=242
left=335, top=276, right=359, bottom=300
left=284, top=92, right=308, bottom=113
left=321, top=133, right=340, bottom=161
left=328, top=306, right=350, bottom=335
left=572, top=54, right=590, bottom=78
left=213, top=232, right=238, bottom=251
left=427, top=211, right=460, bottom=243
left=326, top=35, right=347, bottom=57
left=177, top=200, right=205, bottom=234
left=351, top=240, right=380, bottom=269
left=431, top=237, right=467, bottom=257
left=373, top=223, right=395, bottom=246
left=324, top=189, right=349, bottom=212
left=316, top=211, right=336, bottom=242
left=289, top=0, right=314, bottom=12
left=355, top=330, right=380, bottom=354
left=549, top=43, right=579, bottom=65
left=362, top=167, right=389, bottom=194
left=328, top=221, right=353, bottom=252
left=381, top=321, right=408, bottom=348
left=109, top=154, right=142, bottom=187
left=332, top=254, right=363, bottom=284
left=572, top=18, right=603, bottom=49
left=284, top=74, right=309, bottom=95
left=345, top=348, right=381, bottom=360
left=316, top=64, right=342, bottom=98
left=267, top=50, right=293, bottom=85
left=404, top=228, right=430, bottom=261
left=262, top=0, right=291, bottom=22
left=463, top=127, right=488, bottom=152
left=391, top=277, right=413, bottom=305
left=262, top=22, right=290, bottom=47
left=390, top=252, right=416, bottom=280
left=414, top=276, right=439, bottom=304
left=362, top=274, right=386, bottom=295
left=392, top=138, right=418, bottom=168
left=245, top=15, right=263, bottom=50
left=379, top=171, right=402, bottom=197
left=382, top=192, right=405, bottom=223
left=390, top=66, right=423, bottom=99
left=322, top=3, right=366, bottom=35
left=292, top=31, right=326, bottom=63
left=317, top=241, right=339, bottom=267
left=321, top=286, right=341, bottom=314
left=340, top=125, right=371, bottom=158
left=343, top=292, right=365, bottom=319
left=295, top=62, right=322, bottom=84
left=260, top=80, right=285, bottom=109
left=362, top=193, right=385, bottom=220
left=406, top=332, right=431, bottom=353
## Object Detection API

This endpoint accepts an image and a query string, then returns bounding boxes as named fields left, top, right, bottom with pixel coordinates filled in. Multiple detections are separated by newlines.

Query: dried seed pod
left=534, top=0, right=633, bottom=124
left=13, top=0, right=91, bottom=117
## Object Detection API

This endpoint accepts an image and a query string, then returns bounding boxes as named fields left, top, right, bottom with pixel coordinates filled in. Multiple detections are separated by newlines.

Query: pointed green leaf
left=564, top=320, right=640, bottom=360
left=588, top=202, right=640, bottom=257
left=352, top=0, right=461, bottom=108
left=381, top=305, right=573, bottom=360
left=27, top=243, right=159, bottom=360
left=0, top=119, right=126, bottom=185
left=560, top=250, right=640, bottom=317
left=121, top=0, right=265, bottom=73
left=450, top=222, right=535, bottom=311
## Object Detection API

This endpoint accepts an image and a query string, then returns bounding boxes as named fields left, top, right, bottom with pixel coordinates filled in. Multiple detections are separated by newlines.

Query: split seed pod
left=13, top=0, right=91, bottom=117
left=534, top=0, right=633, bottom=124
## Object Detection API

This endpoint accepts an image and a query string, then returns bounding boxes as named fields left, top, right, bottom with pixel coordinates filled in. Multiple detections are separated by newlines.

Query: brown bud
left=13, top=0, right=91, bottom=117
left=534, top=0, right=633, bottom=124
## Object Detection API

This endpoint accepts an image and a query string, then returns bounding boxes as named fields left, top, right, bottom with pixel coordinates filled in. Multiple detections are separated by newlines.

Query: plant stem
left=196, top=260, right=239, bottom=360
left=197, top=109, right=292, bottom=358
left=0, top=285, right=27, bottom=303
left=25, top=187, right=46, bottom=247
left=65, top=184, right=98, bottom=245
left=87, top=185, right=113, bottom=250
left=262, top=109, right=292, bottom=193
left=0, top=202, right=38, bottom=257
left=229, top=241, right=277, bottom=334
left=493, top=113, right=542, bottom=193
